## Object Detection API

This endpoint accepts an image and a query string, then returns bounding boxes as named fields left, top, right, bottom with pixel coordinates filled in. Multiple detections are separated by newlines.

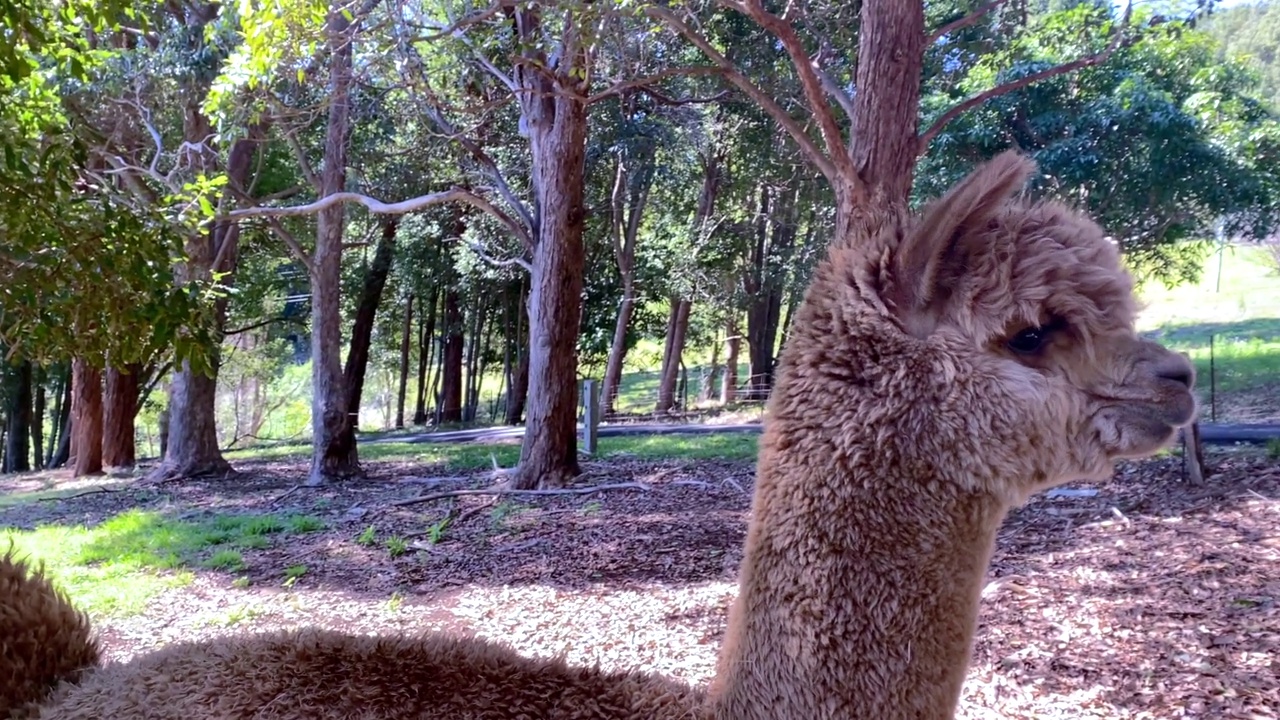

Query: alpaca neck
left=709, top=447, right=1010, bottom=720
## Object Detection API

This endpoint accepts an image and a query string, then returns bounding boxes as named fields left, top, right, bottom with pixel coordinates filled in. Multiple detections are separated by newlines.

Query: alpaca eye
left=1007, top=327, right=1049, bottom=355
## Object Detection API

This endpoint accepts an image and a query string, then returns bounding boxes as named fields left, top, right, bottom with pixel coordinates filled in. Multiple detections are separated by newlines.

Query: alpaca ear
left=890, top=150, right=1038, bottom=315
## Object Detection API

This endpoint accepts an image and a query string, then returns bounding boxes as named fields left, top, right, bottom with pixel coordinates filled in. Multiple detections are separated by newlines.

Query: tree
left=1203, top=1, right=1280, bottom=112
left=648, top=0, right=1142, bottom=252
left=918, top=2, right=1280, bottom=284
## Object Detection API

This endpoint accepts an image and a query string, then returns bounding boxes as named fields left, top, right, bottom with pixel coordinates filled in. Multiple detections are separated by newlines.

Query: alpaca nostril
left=1157, top=358, right=1195, bottom=389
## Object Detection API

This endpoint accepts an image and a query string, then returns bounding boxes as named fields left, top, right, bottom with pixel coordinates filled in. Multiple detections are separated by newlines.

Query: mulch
left=1, top=448, right=1276, bottom=719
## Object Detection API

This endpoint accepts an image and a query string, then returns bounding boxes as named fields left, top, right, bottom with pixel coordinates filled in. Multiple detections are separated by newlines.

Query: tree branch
left=918, top=0, right=1133, bottom=152
left=224, top=316, right=305, bottom=336
left=420, top=105, right=536, bottom=238
left=264, top=219, right=316, bottom=274
left=225, top=187, right=534, bottom=250
left=722, top=0, right=852, bottom=178
left=645, top=4, right=837, bottom=185
left=414, top=0, right=513, bottom=41
left=281, top=127, right=320, bottom=190
left=463, top=239, right=532, bottom=273
left=926, top=0, right=1010, bottom=46
left=586, top=66, right=722, bottom=105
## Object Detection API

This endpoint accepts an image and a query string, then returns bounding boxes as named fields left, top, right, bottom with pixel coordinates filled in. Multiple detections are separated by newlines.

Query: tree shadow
left=975, top=452, right=1280, bottom=716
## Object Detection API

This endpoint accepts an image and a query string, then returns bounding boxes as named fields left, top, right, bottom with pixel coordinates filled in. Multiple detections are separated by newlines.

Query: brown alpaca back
left=0, top=549, right=101, bottom=719
left=34, top=628, right=704, bottom=719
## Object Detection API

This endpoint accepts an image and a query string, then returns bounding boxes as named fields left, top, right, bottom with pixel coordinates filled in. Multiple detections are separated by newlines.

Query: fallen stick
left=33, top=486, right=119, bottom=502
left=391, top=481, right=653, bottom=507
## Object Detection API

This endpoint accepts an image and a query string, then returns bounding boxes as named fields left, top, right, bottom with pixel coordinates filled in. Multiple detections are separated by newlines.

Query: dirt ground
left=2, top=447, right=1277, bottom=719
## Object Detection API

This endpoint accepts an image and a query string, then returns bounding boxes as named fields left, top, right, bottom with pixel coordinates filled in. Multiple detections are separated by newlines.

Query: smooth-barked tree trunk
left=340, top=216, right=398, bottom=443
left=395, top=294, right=413, bottom=428
left=307, top=0, right=360, bottom=486
left=600, top=143, right=653, bottom=415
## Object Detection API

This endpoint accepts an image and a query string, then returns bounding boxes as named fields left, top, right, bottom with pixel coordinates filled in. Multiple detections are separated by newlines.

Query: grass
left=226, top=432, right=760, bottom=466
left=1138, top=246, right=1280, bottom=399
left=1, top=508, right=327, bottom=618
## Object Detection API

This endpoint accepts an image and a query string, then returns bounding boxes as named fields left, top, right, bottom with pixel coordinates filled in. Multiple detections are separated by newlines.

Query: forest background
left=2, top=0, right=1279, bottom=489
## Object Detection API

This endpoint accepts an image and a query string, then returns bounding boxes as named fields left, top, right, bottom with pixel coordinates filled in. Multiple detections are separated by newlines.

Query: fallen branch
left=33, top=487, right=120, bottom=502
left=269, top=484, right=302, bottom=506
left=392, top=481, right=654, bottom=507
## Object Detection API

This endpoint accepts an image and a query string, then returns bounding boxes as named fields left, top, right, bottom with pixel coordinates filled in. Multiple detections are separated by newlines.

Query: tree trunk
left=601, top=293, right=635, bottom=415
left=655, top=298, right=692, bottom=414
left=473, top=308, right=496, bottom=421
left=395, top=294, right=414, bottom=428
left=413, top=286, right=439, bottom=425
left=504, top=280, right=529, bottom=426
left=341, top=216, right=398, bottom=438
left=3, top=360, right=33, bottom=473
left=440, top=289, right=465, bottom=424
left=601, top=144, right=651, bottom=415
left=722, top=321, right=740, bottom=405
left=505, top=345, right=529, bottom=426
left=847, top=0, right=925, bottom=216
left=463, top=295, right=489, bottom=423
left=102, top=363, right=140, bottom=469
left=150, top=4, right=259, bottom=482
left=71, top=359, right=103, bottom=477
left=307, top=1, right=360, bottom=486
left=49, top=369, right=72, bottom=468
left=511, top=76, right=588, bottom=486
left=45, top=365, right=67, bottom=467
left=31, top=366, right=44, bottom=470
left=700, top=334, right=721, bottom=404
left=163, top=362, right=227, bottom=477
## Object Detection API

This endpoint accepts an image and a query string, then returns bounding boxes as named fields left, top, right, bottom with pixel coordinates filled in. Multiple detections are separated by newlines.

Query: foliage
left=919, top=4, right=1280, bottom=286
left=0, top=2, right=215, bottom=369
left=1201, top=0, right=1280, bottom=112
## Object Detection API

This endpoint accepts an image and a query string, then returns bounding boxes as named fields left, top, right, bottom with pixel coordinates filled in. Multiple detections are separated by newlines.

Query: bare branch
left=586, top=66, right=721, bottom=105
left=722, top=0, right=852, bottom=177
left=420, top=105, right=535, bottom=236
left=225, top=316, right=305, bottom=336
left=814, top=65, right=856, bottom=124
left=263, top=219, right=315, bottom=274
left=413, top=0, right=513, bottom=41
left=391, top=481, right=654, bottom=507
left=926, top=0, right=1010, bottom=46
left=640, top=86, right=730, bottom=106
left=226, top=187, right=534, bottom=250
left=281, top=128, right=320, bottom=190
left=918, top=1, right=1133, bottom=152
left=645, top=4, right=837, bottom=185
left=463, top=239, right=532, bottom=273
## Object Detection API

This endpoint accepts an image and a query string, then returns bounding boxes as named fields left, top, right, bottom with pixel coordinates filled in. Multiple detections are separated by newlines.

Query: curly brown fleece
left=2, top=151, right=1196, bottom=720
left=0, top=549, right=100, bottom=719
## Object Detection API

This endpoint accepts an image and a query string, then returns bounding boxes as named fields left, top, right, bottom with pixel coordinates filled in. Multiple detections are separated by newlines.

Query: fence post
left=583, top=379, right=600, bottom=455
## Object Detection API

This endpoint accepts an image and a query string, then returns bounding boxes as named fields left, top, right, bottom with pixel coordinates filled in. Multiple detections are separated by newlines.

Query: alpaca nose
left=1155, top=353, right=1195, bottom=389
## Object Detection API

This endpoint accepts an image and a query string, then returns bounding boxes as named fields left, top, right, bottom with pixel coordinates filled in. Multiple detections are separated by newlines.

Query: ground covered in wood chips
left=2, top=447, right=1277, bottom=719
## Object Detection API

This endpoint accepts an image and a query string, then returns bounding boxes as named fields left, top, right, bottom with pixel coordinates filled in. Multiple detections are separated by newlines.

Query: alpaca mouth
left=1092, top=395, right=1197, bottom=459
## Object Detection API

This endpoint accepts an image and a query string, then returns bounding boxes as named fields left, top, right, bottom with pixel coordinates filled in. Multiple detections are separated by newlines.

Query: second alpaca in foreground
left=2, top=151, right=1196, bottom=720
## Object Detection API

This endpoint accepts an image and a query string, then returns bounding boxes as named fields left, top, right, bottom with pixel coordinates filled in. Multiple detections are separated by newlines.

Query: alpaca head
left=834, top=151, right=1197, bottom=501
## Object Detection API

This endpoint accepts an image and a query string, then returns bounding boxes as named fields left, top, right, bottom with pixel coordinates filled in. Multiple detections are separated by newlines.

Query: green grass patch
left=596, top=432, right=759, bottom=462
left=226, top=432, right=759, bottom=467
left=1, top=509, right=329, bottom=618
left=202, top=549, right=245, bottom=571
left=1138, top=246, right=1280, bottom=398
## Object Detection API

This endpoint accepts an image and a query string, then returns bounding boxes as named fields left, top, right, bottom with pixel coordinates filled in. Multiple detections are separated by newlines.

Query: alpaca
left=1, top=151, right=1196, bottom=720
